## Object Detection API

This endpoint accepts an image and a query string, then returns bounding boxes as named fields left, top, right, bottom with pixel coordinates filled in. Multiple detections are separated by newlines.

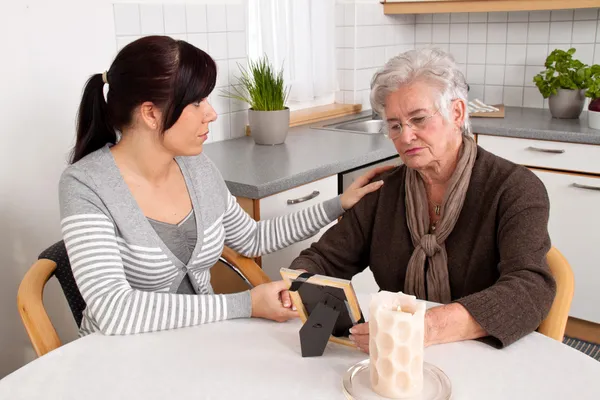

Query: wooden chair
left=17, top=241, right=270, bottom=358
left=538, top=247, right=575, bottom=342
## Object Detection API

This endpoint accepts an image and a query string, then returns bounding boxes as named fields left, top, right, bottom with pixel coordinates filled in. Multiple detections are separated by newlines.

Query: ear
left=139, top=101, right=162, bottom=131
left=451, top=98, right=466, bottom=130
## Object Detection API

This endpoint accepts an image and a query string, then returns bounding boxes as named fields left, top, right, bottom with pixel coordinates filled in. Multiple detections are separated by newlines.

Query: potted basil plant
left=585, top=64, right=600, bottom=130
left=533, top=48, right=588, bottom=119
left=222, top=55, right=291, bottom=145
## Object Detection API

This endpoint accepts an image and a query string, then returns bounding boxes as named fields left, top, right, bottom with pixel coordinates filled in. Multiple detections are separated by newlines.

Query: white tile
left=526, top=44, right=549, bottom=65
left=344, top=91, right=357, bottom=104
left=416, top=24, right=433, bottom=43
left=163, top=4, right=186, bottom=34
left=595, top=44, right=600, bottom=64
left=356, top=69, right=374, bottom=91
left=484, top=86, right=504, bottom=105
left=396, top=14, right=416, bottom=25
left=227, top=32, right=246, bottom=59
left=336, top=49, right=345, bottom=70
left=449, top=44, right=468, bottom=64
left=226, top=4, right=245, bottom=32
left=186, top=5, right=207, bottom=33
left=451, top=13, right=469, bottom=23
left=336, top=27, right=344, bottom=48
left=335, top=90, right=344, bottom=104
left=551, top=9, right=574, bottom=21
left=544, top=98, right=550, bottom=110
left=468, top=24, right=487, bottom=44
left=373, top=26, right=386, bottom=46
left=432, top=24, right=450, bottom=43
left=469, top=13, right=487, bottom=23
left=168, top=33, right=187, bottom=42
left=345, top=4, right=356, bottom=26
left=209, top=92, right=230, bottom=115
left=450, top=24, right=468, bottom=43
left=549, top=21, right=573, bottom=44
left=551, top=44, right=573, bottom=52
left=525, top=65, right=544, bottom=87
left=140, top=5, right=163, bottom=35
left=523, top=87, right=544, bottom=108
left=341, top=70, right=355, bottom=91
left=335, top=4, right=344, bottom=27
left=574, top=44, right=595, bottom=65
left=114, top=4, right=140, bottom=36
left=230, top=111, right=248, bottom=139
left=486, top=44, right=506, bottom=64
left=187, top=33, right=208, bottom=52
left=229, top=85, right=249, bottom=112
left=228, top=58, right=247, bottom=85
left=345, top=27, right=355, bottom=48
left=527, top=22, right=550, bottom=44
left=384, top=25, right=396, bottom=46
left=356, top=26, right=373, bottom=48
left=504, top=65, right=525, bottom=86
left=208, top=33, right=228, bottom=60
left=209, top=113, right=231, bottom=142
left=507, top=23, right=528, bottom=44
left=503, top=86, right=524, bottom=107
left=398, top=24, right=415, bottom=44
left=572, top=20, right=597, bottom=43
left=530, top=11, right=551, bottom=22
left=356, top=4, right=371, bottom=26
left=457, top=63, right=467, bottom=78
left=574, top=8, right=598, bottom=20
left=215, top=60, right=229, bottom=88
left=433, top=13, right=450, bottom=23
left=416, top=14, right=433, bottom=23
left=467, top=64, right=485, bottom=84
left=433, top=43, right=450, bottom=52
left=207, top=5, right=227, bottom=32
left=487, top=23, right=507, bottom=44
left=508, top=11, right=529, bottom=22
left=359, top=89, right=372, bottom=111
left=386, top=46, right=400, bottom=61
left=344, top=49, right=355, bottom=69
left=116, top=36, right=140, bottom=51
left=468, top=84, right=485, bottom=101
left=598, top=22, right=600, bottom=42
left=485, top=65, right=505, bottom=85
left=488, top=12, right=508, bottom=23
left=467, top=44, right=486, bottom=64
left=506, top=44, right=527, bottom=65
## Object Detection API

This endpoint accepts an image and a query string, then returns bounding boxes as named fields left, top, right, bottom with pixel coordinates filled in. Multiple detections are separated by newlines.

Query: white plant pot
left=588, top=110, right=600, bottom=130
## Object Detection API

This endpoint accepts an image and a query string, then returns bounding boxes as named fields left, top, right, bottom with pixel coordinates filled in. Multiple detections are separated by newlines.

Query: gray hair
left=370, top=48, right=472, bottom=136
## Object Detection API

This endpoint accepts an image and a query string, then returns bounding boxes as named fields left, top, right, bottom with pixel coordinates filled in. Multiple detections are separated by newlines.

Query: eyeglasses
left=384, top=108, right=440, bottom=140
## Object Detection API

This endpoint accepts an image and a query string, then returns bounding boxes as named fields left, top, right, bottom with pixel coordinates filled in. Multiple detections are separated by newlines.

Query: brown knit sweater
left=290, top=145, right=556, bottom=347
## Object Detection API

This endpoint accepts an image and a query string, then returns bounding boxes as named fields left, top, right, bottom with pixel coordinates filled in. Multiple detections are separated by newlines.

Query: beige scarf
left=404, top=136, right=477, bottom=304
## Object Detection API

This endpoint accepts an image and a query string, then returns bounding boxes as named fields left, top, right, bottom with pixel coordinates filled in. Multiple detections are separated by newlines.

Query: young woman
left=60, top=35, right=387, bottom=337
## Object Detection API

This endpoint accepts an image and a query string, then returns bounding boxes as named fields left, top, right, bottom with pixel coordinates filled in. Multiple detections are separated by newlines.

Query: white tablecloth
left=1, top=295, right=598, bottom=399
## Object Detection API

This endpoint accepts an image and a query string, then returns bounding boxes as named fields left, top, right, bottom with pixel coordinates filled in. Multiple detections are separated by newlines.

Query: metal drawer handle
left=572, top=183, right=600, bottom=192
left=527, top=146, right=565, bottom=154
left=287, top=190, right=320, bottom=204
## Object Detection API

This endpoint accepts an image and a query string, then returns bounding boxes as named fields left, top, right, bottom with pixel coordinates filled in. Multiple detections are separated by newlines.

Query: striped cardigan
left=59, top=145, right=344, bottom=336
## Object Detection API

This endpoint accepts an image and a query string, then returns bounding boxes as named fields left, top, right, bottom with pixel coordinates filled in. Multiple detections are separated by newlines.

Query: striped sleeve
left=223, top=191, right=344, bottom=258
left=59, top=173, right=251, bottom=336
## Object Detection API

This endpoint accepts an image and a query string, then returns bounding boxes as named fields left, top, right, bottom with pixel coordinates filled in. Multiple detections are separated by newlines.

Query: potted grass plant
left=585, top=64, right=600, bottom=130
left=222, top=55, right=291, bottom=145
left=533, top=48, right=588, bottom=119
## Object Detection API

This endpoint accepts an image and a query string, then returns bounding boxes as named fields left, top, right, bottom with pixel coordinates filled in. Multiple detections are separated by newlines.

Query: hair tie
left=101, top=71, right=108, bottom=84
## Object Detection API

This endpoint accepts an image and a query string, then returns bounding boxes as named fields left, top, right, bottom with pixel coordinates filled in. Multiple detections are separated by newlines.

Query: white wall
left=0, top=1, right=116, bottom=378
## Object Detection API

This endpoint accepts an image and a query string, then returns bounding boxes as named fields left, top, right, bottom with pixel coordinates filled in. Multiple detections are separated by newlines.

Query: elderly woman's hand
left=340, top=165, right=395, bottom=210
left=349, top=322, right=370, bottom=353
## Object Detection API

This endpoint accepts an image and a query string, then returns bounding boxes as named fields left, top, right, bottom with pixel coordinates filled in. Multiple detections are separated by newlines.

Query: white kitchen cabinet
left=260, top=175, right=339, bottom=281
left=477, top=134, right=600, bottom=324
left=531, top=170, right=600, bottom=324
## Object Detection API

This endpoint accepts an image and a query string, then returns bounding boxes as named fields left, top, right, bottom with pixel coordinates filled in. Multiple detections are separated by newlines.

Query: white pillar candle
left=369, top=291, right=426, bottom=399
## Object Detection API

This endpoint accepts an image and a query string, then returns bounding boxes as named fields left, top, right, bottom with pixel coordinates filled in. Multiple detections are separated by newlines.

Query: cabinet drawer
left=260, top=175, right=339, bottom=280
left=532, top=169, right=600, bottom=323
left=477, top=135, right=600, bottom=175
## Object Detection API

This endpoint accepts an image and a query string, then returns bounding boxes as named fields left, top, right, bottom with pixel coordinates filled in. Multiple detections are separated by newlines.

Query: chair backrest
left=538, top=247, right=575, bottom=341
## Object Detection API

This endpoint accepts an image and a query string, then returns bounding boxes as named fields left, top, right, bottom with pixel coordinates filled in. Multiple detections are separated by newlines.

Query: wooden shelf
left=383, top=0, right=600, bottom=14
left=289, top=103, right=362, bottom=127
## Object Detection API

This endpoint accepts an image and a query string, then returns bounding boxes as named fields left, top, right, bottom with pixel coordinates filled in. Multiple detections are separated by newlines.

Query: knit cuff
left=322, top=196, right=345, bottom=222
left=226, top=290, right=252, bottom=319
left=455, top=290, right=522, bottom=348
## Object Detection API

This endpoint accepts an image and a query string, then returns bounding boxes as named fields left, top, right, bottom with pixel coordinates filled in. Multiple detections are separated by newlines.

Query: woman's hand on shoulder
left=340, top=165, right=395, bottom=210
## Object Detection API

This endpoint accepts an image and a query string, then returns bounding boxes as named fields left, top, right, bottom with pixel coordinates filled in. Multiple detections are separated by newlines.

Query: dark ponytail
left=70, top=35, right=217, bottom=164
left=72, top=74, right=117, bottom=163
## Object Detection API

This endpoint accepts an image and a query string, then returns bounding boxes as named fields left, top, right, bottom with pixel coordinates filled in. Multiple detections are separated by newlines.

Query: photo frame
left=280, top=268, right=364, bottom=357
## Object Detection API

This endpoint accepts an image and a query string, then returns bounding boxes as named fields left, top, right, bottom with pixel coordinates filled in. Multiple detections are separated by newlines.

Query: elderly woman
left=290, top=48, right=556, bottom=350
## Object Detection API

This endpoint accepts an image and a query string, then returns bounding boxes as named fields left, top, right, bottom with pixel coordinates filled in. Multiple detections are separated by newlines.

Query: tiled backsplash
left=336, top=3, right=600, bottom=110
left=113, top=2, right=249, bottom=143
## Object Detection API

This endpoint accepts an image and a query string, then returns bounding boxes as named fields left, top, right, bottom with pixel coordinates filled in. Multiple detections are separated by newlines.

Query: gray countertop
left=204, top=106, right=600, bottom=199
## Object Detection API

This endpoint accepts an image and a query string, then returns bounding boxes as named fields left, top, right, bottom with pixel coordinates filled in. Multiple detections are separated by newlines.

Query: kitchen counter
left=203, top=106, right=600, bottom=199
